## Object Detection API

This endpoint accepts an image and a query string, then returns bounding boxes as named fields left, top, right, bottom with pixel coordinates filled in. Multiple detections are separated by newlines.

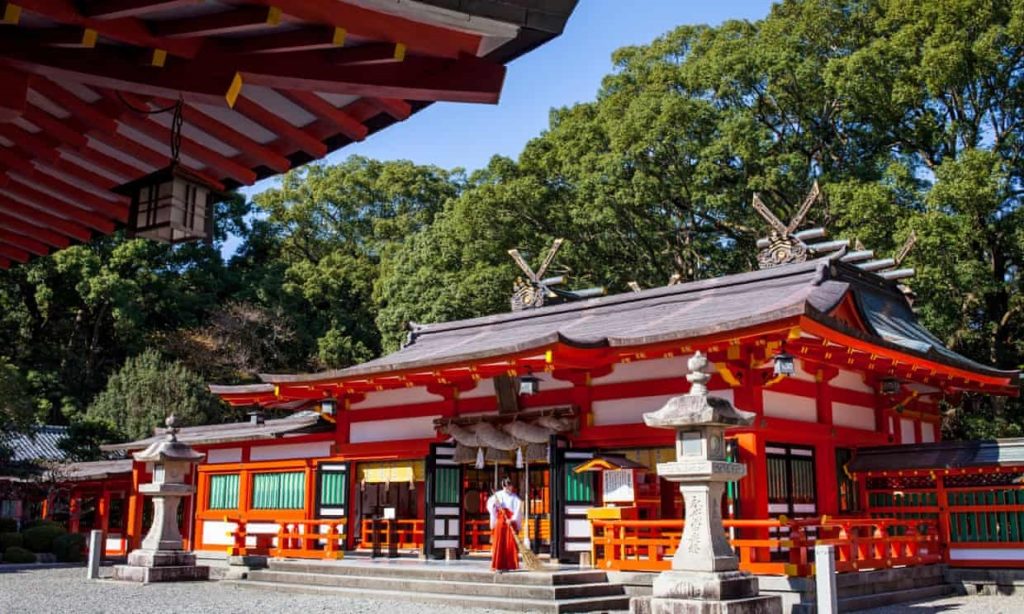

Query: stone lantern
left=633, top=352, right=781, bottom=614
left=113, top=415, right=209, bottom=583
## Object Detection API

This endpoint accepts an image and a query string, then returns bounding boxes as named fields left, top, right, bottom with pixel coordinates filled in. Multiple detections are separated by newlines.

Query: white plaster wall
left=350, top=415, right=441, bottom=443
left=202, top=520, right=236, bottom=546
left=950, top=547, right=1024, bottom=561
left=921, top=423, right=937, bottom=443
left=832, top=369, right=874, bottom=393
left=535, top=372, right=573, bottom=390
left=832, top=402, right=876, bottom=431
left=762, top=390, right=816, bottom=423
left=460, top=377, right=495, bottom=399
left=791, top=359, right=817, bottom=383
left=591, top=390, right=734, bottom=426
left=900, top=418, right=916, bottom=444
left=592, top=356, right=688, bottom=385
left=351, top=386, right=443, bottom=410
left=249, top=441, right=332, bottom=461
left=206, top=448, right=242, bottom=464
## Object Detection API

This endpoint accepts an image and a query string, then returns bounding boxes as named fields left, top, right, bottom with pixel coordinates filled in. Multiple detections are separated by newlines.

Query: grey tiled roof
left=848, top=439, right=1024, bottom=473
left=60, top=459, right=133, bottom=481
left=253, top=259, right=1017, bottom=386
left=2, top=426, right=68, bottom=462
left=102, top=411, right=327, bottom=452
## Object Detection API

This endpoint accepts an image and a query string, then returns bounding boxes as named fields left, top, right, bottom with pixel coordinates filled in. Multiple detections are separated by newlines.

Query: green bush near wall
left=52, top=533, right=86, bottom=562
left=22, top=523, right=66, bottom=553
left=0, top=532, right=22, bottom=550
left=2, top=546, right=36, bottom=563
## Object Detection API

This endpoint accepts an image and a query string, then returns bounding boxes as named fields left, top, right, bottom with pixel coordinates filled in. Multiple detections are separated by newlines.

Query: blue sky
left=230, top=1, right=776, bottom=249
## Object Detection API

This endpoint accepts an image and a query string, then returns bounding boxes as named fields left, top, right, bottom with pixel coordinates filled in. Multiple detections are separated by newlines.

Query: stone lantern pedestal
left=631, top=353, right=781, bottom=614
left=113, top=416, right=209, bottom=583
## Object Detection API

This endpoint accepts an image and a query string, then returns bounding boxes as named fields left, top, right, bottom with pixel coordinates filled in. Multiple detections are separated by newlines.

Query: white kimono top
left=486, top=490, right=523, bottom=529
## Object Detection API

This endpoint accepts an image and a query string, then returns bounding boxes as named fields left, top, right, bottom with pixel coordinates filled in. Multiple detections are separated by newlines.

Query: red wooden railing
left=274, top=520, right=346, bottom=559
left=591, top=516, right=941, bottom=576
left=227, top=519, right=346, bottom=559
left=357, top=518, right=424, bottom=550
left=463, top=519, right=491, bottom=551
left=866, top=478, right=1024, bottom=568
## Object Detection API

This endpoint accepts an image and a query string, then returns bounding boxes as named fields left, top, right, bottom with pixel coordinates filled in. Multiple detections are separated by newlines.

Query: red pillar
left=68, top=495, right=81, bottom=534
left=125, top=461, right=144, bottom=552
left=814, top=367, right=839, bottom=517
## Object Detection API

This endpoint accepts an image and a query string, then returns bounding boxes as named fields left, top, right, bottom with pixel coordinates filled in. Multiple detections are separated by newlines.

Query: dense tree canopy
left=0, top=0, right=1022, bottom=450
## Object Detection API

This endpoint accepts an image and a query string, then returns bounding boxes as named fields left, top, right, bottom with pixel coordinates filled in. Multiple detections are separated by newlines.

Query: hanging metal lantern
left=772, top=348, right=796, bottom=377
left=518, top=372, right=540, bottom=396
left=112, top=96, right=221, bottom=244
left=115, top=165, right=218, bottom=244
left=881, top=378, right=902, bottom=395
left=320, top=398, right=337, bottom=417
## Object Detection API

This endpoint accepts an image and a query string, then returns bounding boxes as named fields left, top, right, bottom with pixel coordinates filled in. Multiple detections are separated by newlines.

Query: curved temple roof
left=235, top=259, right=1016, bottom=395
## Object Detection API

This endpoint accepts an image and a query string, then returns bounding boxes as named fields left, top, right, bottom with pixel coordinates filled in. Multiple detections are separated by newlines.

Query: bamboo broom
left=509, top=523, right=544, bottom=571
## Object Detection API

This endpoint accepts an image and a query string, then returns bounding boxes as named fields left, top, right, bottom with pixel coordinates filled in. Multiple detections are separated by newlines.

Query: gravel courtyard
left=4, top=567, right=1024, bottom=614
left=0, top=566, right=510, bottom=614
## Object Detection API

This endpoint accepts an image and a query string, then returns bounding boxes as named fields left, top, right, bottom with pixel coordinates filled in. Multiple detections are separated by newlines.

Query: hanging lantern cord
left=115, top=91, right=184, bottom=166
left=169, top=98, right=183, bottom=166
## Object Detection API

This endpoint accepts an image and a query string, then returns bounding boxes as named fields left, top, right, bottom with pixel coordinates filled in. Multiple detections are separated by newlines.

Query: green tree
left=251, top=157, right=463, bottom=368
left=0, top=358, right=34, bottom=441
left=86, top=349, right=224, bottom=441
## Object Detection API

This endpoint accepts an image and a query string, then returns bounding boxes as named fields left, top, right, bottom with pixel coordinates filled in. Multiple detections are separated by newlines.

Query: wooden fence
left=864, top=469, right=1024, bottom=568
left=590, top=516, right=941, bottom=576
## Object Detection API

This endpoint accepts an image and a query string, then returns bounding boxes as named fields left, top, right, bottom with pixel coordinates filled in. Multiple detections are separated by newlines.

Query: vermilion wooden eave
left=219, top=313, right=1018, bottom=408
left=0, top=0, right=538, bottom=267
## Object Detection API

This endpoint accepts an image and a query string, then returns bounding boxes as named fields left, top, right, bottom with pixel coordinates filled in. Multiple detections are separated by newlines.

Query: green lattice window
left=565, top=466, right=594, bottom=502
left=251, top=471, right=305, bottom=510
left=208, top=474, right=239, bottom=510
left=319, top=471, right=347, bottom=507
left=434, top=467, right=460, bottom=504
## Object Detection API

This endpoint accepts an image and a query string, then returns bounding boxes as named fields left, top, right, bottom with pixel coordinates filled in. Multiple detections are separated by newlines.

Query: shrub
left=21, top=519, right=62, bottom=531
left=51, top=533, right=85, bottom=562
left=0, top=518, right=17, bottom=533
left=2, top=546, right=36, bottom=564
left=0, top=532, right=22, bottom=550
left=22, top=523, right=66, bottom=553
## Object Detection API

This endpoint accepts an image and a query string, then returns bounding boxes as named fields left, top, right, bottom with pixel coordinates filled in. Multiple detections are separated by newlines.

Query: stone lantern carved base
left=112, top=555, right=210, bottom=584
left=643, top=570, right=782, bottom=614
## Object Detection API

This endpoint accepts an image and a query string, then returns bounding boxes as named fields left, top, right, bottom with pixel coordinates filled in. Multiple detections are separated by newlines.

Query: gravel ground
left=0, top=567, right=509, bottom=614
left=857, top=592, right=1024, bottom=614
left=5, top=567, right=1024, bottom=614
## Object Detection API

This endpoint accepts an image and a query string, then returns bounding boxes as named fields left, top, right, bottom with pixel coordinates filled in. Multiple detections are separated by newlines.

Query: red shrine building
left=92, top=247, right=1020, bottom=571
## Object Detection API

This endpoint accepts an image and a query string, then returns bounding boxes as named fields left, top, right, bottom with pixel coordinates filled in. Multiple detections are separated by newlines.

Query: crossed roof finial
left=752, top=181, right=822, bottom=269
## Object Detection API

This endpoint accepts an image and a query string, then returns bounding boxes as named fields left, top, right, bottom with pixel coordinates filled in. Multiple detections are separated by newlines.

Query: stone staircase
left=225, top=559, right=631, bottom=613
left=792, top=565, right=953, bottom=613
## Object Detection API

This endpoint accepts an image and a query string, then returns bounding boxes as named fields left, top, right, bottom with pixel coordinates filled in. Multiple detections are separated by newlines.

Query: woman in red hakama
left=487, top=479, right=522, bottom=572
left=490, top=506, right=519, bottom=572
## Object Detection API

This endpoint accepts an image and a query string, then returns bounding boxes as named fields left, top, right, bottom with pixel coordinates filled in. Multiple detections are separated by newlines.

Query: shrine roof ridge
left=848, top=438, right=1024, bottom=473
left=57, top=459, right=133, bottom=481
left=101, top=411, right=325, bottom=452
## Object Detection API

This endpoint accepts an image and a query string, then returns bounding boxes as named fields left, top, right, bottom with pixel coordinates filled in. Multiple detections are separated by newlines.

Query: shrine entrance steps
left=225, top=558, right=631, bottom=613
left=609, top=564, right=952, bottom=613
